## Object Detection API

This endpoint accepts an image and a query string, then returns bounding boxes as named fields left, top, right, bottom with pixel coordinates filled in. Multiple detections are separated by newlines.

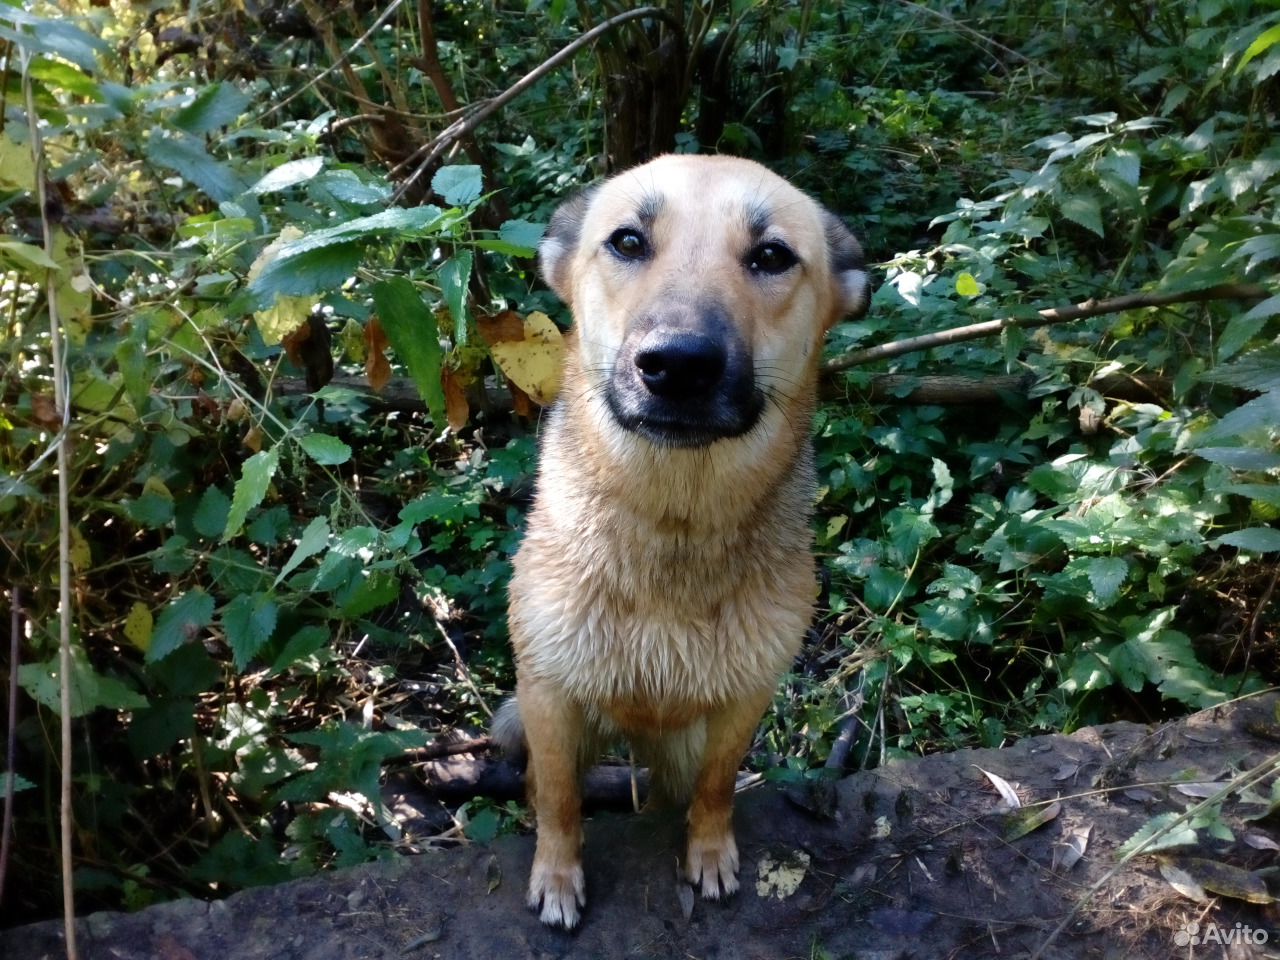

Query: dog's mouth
left=605, top=315, right=763, bottom=449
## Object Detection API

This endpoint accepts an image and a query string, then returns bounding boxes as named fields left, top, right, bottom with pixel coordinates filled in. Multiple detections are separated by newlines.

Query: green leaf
left=276, top=515, right=331, bottom=585
left=1197, top=392, right=1280, bottom=444
left=1200, top=346, right=1280, bottom=392
left=0, top=10, right=107, bottom=71
left=1058, top=194, right=1104, bottom=237
left=371, top=277, right=446, bottom=427
left=125, top=491, right=174, bottom=529
left=250, top=157, right=325, bottom=195
left=1117, top=812, right=1197, bottom=858
left=1, top=771, right=35, bottom=794
left=1218, top=313, right=1268, bottom=362
left=0, top=239, right=60, bottom=272
left=18, top=648, right=147, bottom=717
left=432, top=164, right=483, bottom=206
left=495, top=218, right=545, bottom=256
left=299, top=433, right=352, bottom=466
left=1084, top=556, right=1128, bottom=606
left=1211, top=528, right=1280, bottom=553
left=1237, top=23, right=1280, bottom=74
left=172, top=82, right=251, bottom=135
left=27, top=57, right=101, bottom=100
left=438, top=251, right=472, bottom=345
left=223, top=448, right=280, bottom=541
left=1194, top=446, right=1280, bottom=471
left=193, top=487, right=232, bottom=539
left=148, top=589, right=216, bottom=662
left=222, top=594, right=279, bottom=671
left=145, top=134, right=246, bottom=202
left=250, top=242, right=361, bottom=302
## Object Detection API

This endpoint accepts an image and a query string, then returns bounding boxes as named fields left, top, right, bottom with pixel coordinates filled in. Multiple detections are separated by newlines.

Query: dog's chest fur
left=508, top=392, right=816, bottom=725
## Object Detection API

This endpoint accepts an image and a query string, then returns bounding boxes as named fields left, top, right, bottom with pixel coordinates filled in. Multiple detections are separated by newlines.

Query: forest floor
left=7, top=694, right=1280, bottom=960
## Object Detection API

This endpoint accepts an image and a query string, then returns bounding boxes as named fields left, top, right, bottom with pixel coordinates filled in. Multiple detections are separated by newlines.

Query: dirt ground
left=7, top=694, right=1280, bottom=960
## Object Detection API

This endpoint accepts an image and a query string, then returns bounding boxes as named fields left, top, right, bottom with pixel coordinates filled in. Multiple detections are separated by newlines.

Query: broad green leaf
left=299, top=433, right=352, bottom=466
left=1218, top=313, right=1268, bottom=362
left=172, top=82, right=251, bottom=135
left=1211, top=528, right=1280, bottom=553
left=371, top=277, right=446, bottom=427
left=0, top=10, right=107, bottom=71
left=1196, top=392, right=1280, bottom=444
left=1237, top=23, right=1280, bottom=74
left=438, top=251, right=472, bottom=345
left=1058, top=194, right=1104, bottom=237
left=145, top=134, right=246, bottom=202
left=27, top=57, right=101, bottom=100
left=497, top=218, right=544, bottom=255
left=1222, top=484, right=1280, bottom=507
left=0, top=239, right=60, bottom=272
left=148, top=589, right=216, bottom=662
left=250, top=157, right=325, bottom=195
left=223, top=448, right=280, bottom=541
left=193, top=487, right=232, bottom=539
left=222, top=594, right=279, bottom=671
left=19, top=648, right=147, bottom=717
left=1194, top=446, right=1280, bottom=470
left=125, top=491, right=175, bottom=529
left=250, top=243, right=360, bottom=305
left=276, top=515, right=331, bottom=585
left=1084, top=556, right=1128, bottom=605
left=432, top=164, right=483, bottom=206
left=1200, top=346, right=1280, bottom=392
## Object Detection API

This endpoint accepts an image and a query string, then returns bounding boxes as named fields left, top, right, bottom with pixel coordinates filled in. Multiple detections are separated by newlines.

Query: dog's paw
left=527, top=860, right=585, bottom=929
left=685, top=832, right=740, bottom=900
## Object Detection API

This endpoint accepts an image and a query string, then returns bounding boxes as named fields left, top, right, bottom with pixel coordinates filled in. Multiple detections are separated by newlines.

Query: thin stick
left=22, top=48, right=79, bottom=960
left=434, top=620, right=492, bottom=719
left=392, top=5, right=679, bottom=201
left=822, top=283, right=1269, bottom=375
left=0, top=588, right=19, bottom=905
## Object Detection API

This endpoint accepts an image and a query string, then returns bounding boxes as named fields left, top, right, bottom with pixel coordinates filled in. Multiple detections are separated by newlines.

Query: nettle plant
left=797, top=3, right=1280, bottom=757
left=2, top=5, right=547, bottom=906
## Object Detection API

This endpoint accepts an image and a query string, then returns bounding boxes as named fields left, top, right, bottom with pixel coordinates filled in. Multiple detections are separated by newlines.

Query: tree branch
left=392, top=5, right=681, bottom=200
left=822, top=283, right=1270, bottom=376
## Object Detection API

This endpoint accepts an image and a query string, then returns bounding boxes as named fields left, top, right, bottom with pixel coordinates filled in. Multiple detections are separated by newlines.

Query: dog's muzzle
left=606, top=303, right=763, bottom=448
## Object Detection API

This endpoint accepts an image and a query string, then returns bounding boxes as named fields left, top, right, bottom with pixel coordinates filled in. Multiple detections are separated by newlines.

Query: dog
left=496, top=154, right=869, bottom=929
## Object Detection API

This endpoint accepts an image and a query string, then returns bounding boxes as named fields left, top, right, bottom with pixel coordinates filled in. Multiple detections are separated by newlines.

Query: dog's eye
left=747, top=242, right=797, bottom=275
left=607, top=228, right=648, bottom=261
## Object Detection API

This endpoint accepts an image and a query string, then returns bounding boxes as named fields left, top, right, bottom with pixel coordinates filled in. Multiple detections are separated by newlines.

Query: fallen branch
left=822, top=283, right=1270, bottom=375
left=392, top=5, right=680, bottom=200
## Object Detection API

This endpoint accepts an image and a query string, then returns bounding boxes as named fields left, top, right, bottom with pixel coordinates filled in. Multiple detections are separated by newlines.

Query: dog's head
left=539, top=155, right=869, bottom=449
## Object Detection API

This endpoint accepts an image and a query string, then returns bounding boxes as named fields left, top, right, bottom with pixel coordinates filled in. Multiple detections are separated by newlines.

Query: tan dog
left=498, top=154, right=869, bottom=928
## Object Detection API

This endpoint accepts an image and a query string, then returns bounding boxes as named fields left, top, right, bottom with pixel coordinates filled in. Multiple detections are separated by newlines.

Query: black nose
left=634, top=332, right=727, bottom=400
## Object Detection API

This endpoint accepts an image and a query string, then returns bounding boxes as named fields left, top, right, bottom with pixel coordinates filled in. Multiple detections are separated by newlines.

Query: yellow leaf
left=0, top=132, right=36, bottom=191
left=53, top=231, right=93, bottom=346
left=123, top=602, right=153, bottom=653
left=956, top=272, right=982, bottom=297
left=247, top=226, right=317, bottom=345
left=143, top=476, right=174, bottom=500
left=69, top=526, right=92, bottom=574
left=754, top=850, right=810, bottom=900
left=486, top=311, right=564, bottom=406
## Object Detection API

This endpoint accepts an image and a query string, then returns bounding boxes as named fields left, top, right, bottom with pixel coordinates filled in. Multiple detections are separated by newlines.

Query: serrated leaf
left=250, top=243, right=360, bottom=305
left=1097, top=147, right=1140, bottom=187
left=1218, top=313, right=1267, bottom=362
left=250, top=157, right=325, bottom=195
left=1084, top=556, right=1128, bottom=605
left=1200, top=346, right=1280, bottom=392
left=496, top=218, right=544, bottom=256
left=439, top=251, right=472, bottom=346
left=1058, top=194, right=1104, bottom=237
left=193, top=487, right=232, bottom=539
left=125, top=491, right=175, bottom=529
left=1212, top=527, right=1280, bottom=553
left=172, top=82, right=250, bottom=135
left=18, top=648, right=147, bottom=717
left=432, top=164, right=483, bottom=206
left=145, top=134, right=246, bottom=202
left=1197, top=392, right=1280, bottom=444
left=276, top=515, right=331, bottom=585
left=299, top=433, right=352, bottom=466
left=223, top=447, right=280, bottom=541
left=222, top=593, right=279, bottom=672
left=371, top=277, right=446, bottom=428
left=1194, top=446, right=1280, bottom=470
left=148, top=589, right=216, bottom=662
left=1117, top=812, right=1198, bottom=858
left=123, top=601, right=153, bottom=653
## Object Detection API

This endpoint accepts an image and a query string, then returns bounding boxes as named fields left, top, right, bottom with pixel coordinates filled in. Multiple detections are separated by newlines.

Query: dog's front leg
left=519, top=679, right=587, bottom=928
left=685, top=688, right=773, bottom=899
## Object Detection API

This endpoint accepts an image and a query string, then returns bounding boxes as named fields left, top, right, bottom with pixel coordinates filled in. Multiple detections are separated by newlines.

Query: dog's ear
left=822, top=211, right=871, bottom=324
left=539, top=184, right=599, bottom=304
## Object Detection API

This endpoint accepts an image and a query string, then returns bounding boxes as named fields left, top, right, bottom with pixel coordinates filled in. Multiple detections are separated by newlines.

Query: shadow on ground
left=7, top=695, right=1280, bottom=959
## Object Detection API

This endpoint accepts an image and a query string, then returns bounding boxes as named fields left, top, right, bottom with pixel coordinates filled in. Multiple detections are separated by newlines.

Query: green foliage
left=1, top=0, right=1277, bottom=923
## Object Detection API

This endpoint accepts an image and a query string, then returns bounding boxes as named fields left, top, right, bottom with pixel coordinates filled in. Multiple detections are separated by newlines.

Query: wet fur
left=501, top=155, right=868, bottom=928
